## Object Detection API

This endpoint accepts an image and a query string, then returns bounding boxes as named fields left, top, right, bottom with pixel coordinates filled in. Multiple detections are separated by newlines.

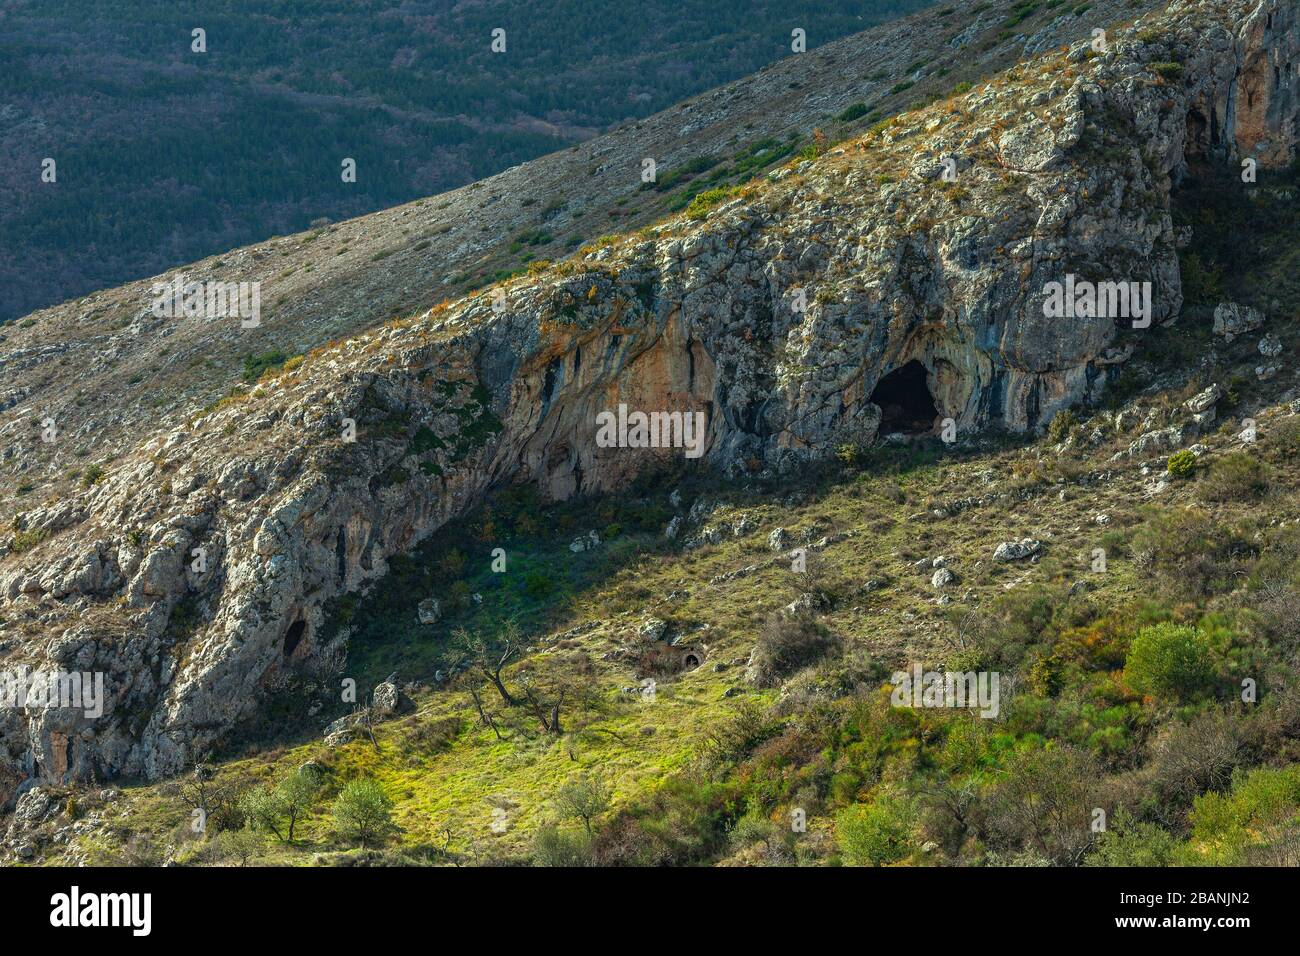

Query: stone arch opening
left=283, top=619, right=307, bottom=657
left=683, top=652, right=701, bottom=670
left=870, top=360, right=938, bottom=434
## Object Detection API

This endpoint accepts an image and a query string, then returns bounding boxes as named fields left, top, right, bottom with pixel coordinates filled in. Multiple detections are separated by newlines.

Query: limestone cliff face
left=1, top=0, right=1296, bottom=806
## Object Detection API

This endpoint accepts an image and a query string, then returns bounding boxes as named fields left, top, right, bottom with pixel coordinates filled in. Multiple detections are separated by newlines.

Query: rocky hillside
left=1, top=0, right=1164, bottom=493
left=1, top=0, right=1298, bottom=845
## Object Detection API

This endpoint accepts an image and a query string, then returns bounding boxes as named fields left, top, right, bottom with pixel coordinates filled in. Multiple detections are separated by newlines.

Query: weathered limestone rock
left=417, top=598, right=441, bottom=626
left=1214, top=301, right=1266, bottom=340
left=993, top=539, right=1042, bottom=562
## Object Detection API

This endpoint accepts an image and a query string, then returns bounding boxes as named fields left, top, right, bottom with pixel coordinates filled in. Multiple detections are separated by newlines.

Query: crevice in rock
left=283, top=619, right=307, bottom=657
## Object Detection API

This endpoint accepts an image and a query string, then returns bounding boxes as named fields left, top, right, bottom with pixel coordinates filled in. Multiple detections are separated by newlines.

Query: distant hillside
left=0, top=0, right=930, bottom=322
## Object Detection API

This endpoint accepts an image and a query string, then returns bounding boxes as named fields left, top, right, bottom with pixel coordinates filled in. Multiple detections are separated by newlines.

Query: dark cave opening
left=283, top=619, right=307, bottom=657
left=870, top=360, right=939, bottom=434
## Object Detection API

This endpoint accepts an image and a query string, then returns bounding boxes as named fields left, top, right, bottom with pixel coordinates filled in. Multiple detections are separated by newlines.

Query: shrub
left=1272, top=416, right=1300, bottom=457
left=80, top=464, right=107, bottom=488
left=730, top=807, right=779, bottom=850
left=1185, top=764, right=1300, bottom=864
left=555, top=774, right=612, bottom=835
left=532, top=823, right=592, bottom=866
left=836, top=794, right=914, bottom=866
left=1150, top=62, right=1185, bottom=81
left=1124, top=622, right=1215, bottom=702
left=1047, top=409, right=1078, bottom=444
left=1166, top=449, right=1196, bottom=478
left=524, top=570, right=554, bottom=599
left=684, top=186, right=740, bottom=220
left=748, top=613, right=841, bottom=686
left=332, top=778, right=396, bottom=848
left=1198, top=452, right=1270, bottom=502
left=1178, top=250, right=1223, bottom=306
left=9, top=528, right=48, bottom=553
left=1085, top=812, right=1177, bottom=866
left=1129, top=507, right=1252, bottom=596
left=1143, top=711, right=1243, bottom=816
left=985, top=745, right=1099, bottom=864
left=241, top=349, right=288, bottom=382
left=836, top=102, right=871, bottom=123
left=702, top=700, right=782, bottom=767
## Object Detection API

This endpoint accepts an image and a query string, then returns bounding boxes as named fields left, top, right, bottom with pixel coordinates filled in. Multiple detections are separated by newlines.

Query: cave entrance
left=283, top=619, right=307, bottom=657
left=870, top=360, right=938, bottom=434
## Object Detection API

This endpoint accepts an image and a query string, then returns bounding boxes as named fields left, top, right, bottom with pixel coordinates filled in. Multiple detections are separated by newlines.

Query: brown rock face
left=1233, top=1, right=1299, bottom=167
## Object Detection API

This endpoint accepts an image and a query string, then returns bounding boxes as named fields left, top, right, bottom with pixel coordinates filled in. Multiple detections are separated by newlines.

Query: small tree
left=278, top=766, right=322, bottom=842
left=332, top=778, right=396, bottom=848
left=456, top=621, right=521, bottom=707
left=556, top=774, right=612, bottom=835
left=240, top=766, right=321, bottom=843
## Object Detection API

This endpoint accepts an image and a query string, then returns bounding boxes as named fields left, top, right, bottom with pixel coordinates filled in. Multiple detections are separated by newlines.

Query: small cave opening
left=870, top=360, right=939, bottom=435
left=1186, top=107, right=1209, bottom=158
left=683, top=652, right=701, bottom=670
left=283, top=619, right=307, bottom=657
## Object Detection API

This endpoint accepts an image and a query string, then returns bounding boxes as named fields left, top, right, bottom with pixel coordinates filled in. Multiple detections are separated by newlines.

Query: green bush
left=835, top=102, right=871, bottom=123
left=1085, top=813, right=1177, bottom=866
left=1047, top=409, right=1078, bottom=444
left=1185, top=764, right=1300, bottom=864
left=532, top=823, right=593, bottom=866
left=836, top=794, right=914, bottom=866
left=9, top=528, right=48, bottom=553
left=1198, top=452, right=1270, bottom=502
left=241, top=349, right=288, bottom=382
left=1123, top=622, right=1215, bottom=702
left=684, top=186, right=740, bottom=220
left=1150, top=62, right=1185, bottom=81
left=1166, top=449, right=1197, bottom=478
left=332, top=778, right=396, bottom=848
left=1178, top=251, right=1223, bottom=306
left=80, top=464, right=107, bottom=488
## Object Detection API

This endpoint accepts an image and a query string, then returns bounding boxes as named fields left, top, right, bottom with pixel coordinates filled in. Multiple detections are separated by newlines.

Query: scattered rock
left=1213, top=301, right=1265, bottom=341
left=993, top=538, right=1041, bottom=562
left=637, top=618, right=669, bottom=642
left=371, top=681, right=414, bottom=718
left=569, top=530, right=601, bottom=552
left=417, top=598, right=440, bottom=626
